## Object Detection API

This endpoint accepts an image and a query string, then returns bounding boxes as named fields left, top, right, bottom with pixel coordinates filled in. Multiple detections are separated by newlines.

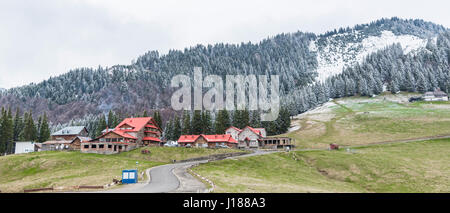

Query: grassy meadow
left=0, top=147, right=244, bottom=192
left=193, top=138, right=450, bottom=193
left=282, top=92, right=450, bottom=149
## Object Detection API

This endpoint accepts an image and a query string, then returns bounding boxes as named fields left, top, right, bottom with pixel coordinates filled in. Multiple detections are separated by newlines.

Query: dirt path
left=295, top=134, right=450, bottom=152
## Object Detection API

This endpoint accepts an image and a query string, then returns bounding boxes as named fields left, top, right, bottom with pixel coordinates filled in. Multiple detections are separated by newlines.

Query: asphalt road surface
left=101, top=150, right=278, bottom=193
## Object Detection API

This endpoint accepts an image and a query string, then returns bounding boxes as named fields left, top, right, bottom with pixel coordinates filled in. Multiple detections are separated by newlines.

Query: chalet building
left=423, top=89, right=449, bottom=101
left=70, top=136, right=92, bottom=150
left=261, top=137, right=294, bottom=149
left=177, top=134, right=238, bottom=148
left=51, top=126, right=89, bottom=141
left=43, top=126, right=90, bottom=151
left=41, top=140, right=72, bottom=151
left=226, top=126, right=266, bottom=149
left=81, top=117, right=162, bottom=154
left=225, top=126, right=294, bottom=149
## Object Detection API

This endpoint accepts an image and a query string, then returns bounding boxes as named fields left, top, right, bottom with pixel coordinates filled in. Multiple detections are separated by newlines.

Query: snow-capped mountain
left=311, top=30, right=429, bottom=82
left=0, top=17, right=448, bottom=126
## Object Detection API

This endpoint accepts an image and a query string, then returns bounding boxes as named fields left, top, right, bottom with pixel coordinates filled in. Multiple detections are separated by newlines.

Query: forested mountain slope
left=0, top=18, right=447, bottom=127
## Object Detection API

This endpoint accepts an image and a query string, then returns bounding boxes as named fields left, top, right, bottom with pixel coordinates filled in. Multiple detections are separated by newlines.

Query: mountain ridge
left=0, top=17, right=448, bottom=128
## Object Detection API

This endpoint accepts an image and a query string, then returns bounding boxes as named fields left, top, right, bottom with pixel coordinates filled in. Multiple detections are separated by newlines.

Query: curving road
left=101, top=150, right=277, bottom=193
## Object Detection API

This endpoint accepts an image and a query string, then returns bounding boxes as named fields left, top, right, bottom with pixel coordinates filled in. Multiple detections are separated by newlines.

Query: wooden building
left=261, top=137, right=294, bottom=149
left=177, top=134, right=238, bottom=148
left=41, top=140, right=72, bottom=151
left=225, top=126, right=293, bottom=149
left=81, top=117, right=162, bottom=154
left=51, top=126, right=89, bottom=141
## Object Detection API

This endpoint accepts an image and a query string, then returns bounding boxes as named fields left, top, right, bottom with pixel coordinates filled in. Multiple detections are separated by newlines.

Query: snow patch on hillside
left=311, top=30, right=428, bottom=82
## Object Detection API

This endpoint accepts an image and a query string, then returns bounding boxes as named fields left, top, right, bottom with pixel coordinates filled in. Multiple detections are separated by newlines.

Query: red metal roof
left=113, top=130, right=138, bottom=139
left=91, top=129, right=137, bottom=141
left=226, top=126, right=242, bottom=132
left=201, top=134, right=237, bottom=143
left=177, top=134, right=237, bottom=143
left=245, top=126, right=262, bottom=136
left=81, top=141, right=133, bottom=145
left=177, top=135, right=201, bottom=143
left=115, top=117, right=161, bottom=132
left=142, top=137, right=161, bottom=142
left=145, top=124, right=159, bottom=129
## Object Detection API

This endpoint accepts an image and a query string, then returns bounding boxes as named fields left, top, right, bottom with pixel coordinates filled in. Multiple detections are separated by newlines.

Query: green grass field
left=193, top=138, right=450, bottom=193
left=282, top=92, right=450, bottom=149
left=0, top=147, right=244, bottom=192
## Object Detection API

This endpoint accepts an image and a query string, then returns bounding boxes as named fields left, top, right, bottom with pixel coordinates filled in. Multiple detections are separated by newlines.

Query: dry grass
left=0, top=147, right=245, bottom=193
left=282, top=92, right=450, bottom=149
left=193, top=139, right=450, bottom=193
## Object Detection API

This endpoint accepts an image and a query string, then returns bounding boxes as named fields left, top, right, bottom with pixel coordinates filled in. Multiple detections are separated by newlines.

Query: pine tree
left=107, top=110, right=115, bottom=128
left=192, top=110, right=203, bottom=135
left=242, top=109, right=250, bottom=128
left=38, top=113, right=50, bottom=143
left=173, top=115, right=181, bottom=140
left=250, top=110, right=261, bottom=128
left=214, top=110, right=230, bottom=134
left=0, top=108, right=13, bottom=154
left=95, top=114, right=107, bottom=137
left=142, top=110, right=148, bottom=117
left=23, top=110, right=37, bottom=141
left=182, top=111, right=192, bottom=135
left=153, top=111, right=162, bottom=129
left=13, top=108, right=23, bottom=142
left=201, top=111, right=213, bottom=134
left=165, top=120, right=173, bottom=141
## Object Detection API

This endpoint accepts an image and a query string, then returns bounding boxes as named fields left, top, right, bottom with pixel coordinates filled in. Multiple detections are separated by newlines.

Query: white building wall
left=225, top=128, right=241, bottom=141
left=238, top=129, right=260, bottom=148
left=14, top=142, right=36, bottom=154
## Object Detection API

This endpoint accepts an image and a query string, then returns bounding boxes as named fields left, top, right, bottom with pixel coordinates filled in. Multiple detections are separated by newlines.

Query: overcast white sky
left=0, top=0, right=449, bottom=89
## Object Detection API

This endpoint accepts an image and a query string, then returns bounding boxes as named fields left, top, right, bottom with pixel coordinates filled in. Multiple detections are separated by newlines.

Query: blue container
left=122, top=169, right=138, bottom=184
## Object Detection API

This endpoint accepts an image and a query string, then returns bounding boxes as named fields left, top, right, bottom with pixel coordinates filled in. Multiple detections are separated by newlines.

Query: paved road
left=101, top=150, right=277, bottom=193
left=102, top=160, right=207, bottom=193
left=97, top=135, right=450, bottom=193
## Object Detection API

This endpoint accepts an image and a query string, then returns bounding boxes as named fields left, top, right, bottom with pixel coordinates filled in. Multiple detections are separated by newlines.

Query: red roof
left=81, top=141, right=133, bottom=145
left=245, top=126, right=262, bottom=136
left=145, top=124, right=159, bottom=129
left=177, top=135, right=201, bottom=143
left=115, top=117, right=161, bottom=132
left=112, top=130, right=138, bottom=139
left=226, top=126, right=242, bottom=132
left=177, top=134, right=237, bottom=143
left=144, top=130, right=158, bottom=134
left=142, top=137, right=161, bottom=142
left=202, top=134, right=237, bottom=143
left=91, top=129, right=137, bottom=141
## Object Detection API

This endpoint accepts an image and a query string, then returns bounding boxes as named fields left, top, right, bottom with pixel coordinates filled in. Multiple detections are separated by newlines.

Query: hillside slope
left=283, top=92, right=450, bottom=149
left=0, top=18, right=447, bottom=128
left=193, top=138, right=450, bottom=193
left=0, top=147, right=244, bottom=192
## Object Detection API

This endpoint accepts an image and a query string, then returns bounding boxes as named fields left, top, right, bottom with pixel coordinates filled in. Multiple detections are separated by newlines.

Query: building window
left=106, top=138, right=111, bottom=142
left=112, top=138, right=117, bottom=142
left=84, top=145, right=89, bottom=149
left=108, top=145, right=112, bottom=149
left=99, top=144, right=104, bottom=149
left=92, top=145, right=97, bottom=149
